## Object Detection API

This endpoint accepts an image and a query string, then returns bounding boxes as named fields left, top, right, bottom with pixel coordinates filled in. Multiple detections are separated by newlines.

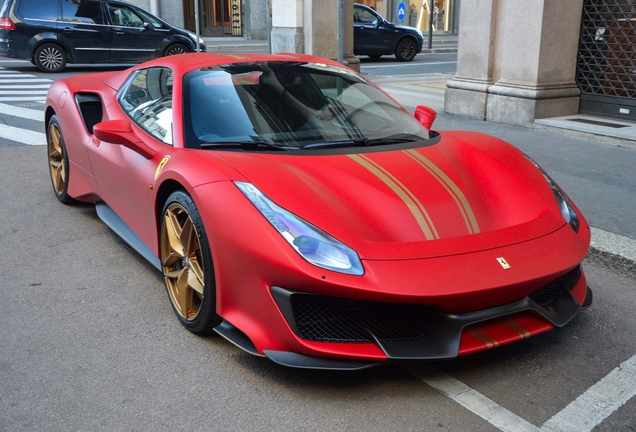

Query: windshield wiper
left=303, top=137, right=417, bottom=149
left=199, top=140, right=291, bottom=151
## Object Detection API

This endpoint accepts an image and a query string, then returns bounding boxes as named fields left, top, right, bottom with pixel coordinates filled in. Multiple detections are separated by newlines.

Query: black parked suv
left=0, top=0, right=205, bottom=72
left=354, top=3, right=424, bottom=61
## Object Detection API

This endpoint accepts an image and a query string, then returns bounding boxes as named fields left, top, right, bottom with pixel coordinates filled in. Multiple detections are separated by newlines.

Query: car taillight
left=0, top=18, right=15, bottom=30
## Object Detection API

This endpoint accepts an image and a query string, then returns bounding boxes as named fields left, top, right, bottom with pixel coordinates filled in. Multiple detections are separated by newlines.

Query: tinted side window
left=119, top=67, right=174, bottom=145
left=106, top=4, right=144, bottom=27
left=17, top=0, right=58, bottom=20
left=61, top=0, right=104, bottom=24
left=354, top=7, right=379, bottom=25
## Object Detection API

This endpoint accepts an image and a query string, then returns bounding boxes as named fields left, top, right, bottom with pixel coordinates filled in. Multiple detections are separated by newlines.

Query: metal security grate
left=529, top=266, right=582, bottom=308
left=576, top=1, right=636, bottom=119
left=290, top=295, right=438, bottom=343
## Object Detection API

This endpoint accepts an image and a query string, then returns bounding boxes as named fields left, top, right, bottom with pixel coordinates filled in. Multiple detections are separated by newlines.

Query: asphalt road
left=0, top=56, right=634, bottom=431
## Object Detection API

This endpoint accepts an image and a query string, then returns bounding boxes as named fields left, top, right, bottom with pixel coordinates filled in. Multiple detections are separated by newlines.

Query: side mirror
left=143, top=22, right=153, bottom=30
left=414, top=105, right=437, bottom=131
left=93, top=119, right=157, bottom=159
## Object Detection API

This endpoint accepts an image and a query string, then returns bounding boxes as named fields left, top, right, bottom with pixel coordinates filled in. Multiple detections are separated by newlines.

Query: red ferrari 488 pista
left=45, top=53, right=592, bottom=369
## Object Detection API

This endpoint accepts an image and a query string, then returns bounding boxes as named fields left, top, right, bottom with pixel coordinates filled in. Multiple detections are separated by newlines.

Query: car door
left=59, top=0, right=109, bottom=63
left=104, top=1, right=158, bottom=63
left=353, top=5, right=392, bottom=54
left=87, top=67, right=174, bottom=249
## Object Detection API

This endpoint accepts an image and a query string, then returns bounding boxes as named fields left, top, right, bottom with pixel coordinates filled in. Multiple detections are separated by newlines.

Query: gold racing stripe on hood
left=404, top=149, right=480, bottom=235
left=348, top=154, right=439, bottom=240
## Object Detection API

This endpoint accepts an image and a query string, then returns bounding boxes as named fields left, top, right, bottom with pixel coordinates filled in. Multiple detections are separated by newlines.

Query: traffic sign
left=397, top=1, right=406, bottom=21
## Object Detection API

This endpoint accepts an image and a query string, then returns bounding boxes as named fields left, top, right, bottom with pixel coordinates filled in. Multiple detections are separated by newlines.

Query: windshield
left=182, top=61, right=430, bottom=149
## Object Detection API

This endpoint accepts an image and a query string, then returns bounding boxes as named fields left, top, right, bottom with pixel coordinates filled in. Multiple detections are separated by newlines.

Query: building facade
left=128, top=0, right=268, bottom=39
left=445, top=0, right=635, bottom=126
left=356, top=0, right=459, bottom=34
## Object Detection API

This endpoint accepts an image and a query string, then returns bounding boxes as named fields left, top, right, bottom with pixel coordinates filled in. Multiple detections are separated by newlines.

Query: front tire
left=47, top=115, right=77, bottom=204
left=34, top=43, right=67, bottom=72
left=160, top=190, right=221, bottom=334
left=395, top=38, right=417, bottom=62
left=164, top=43, right=190, bottom=56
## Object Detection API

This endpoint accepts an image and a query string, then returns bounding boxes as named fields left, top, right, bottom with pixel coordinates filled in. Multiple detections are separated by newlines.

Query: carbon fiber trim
left=271, top=266, right=591, bottom=360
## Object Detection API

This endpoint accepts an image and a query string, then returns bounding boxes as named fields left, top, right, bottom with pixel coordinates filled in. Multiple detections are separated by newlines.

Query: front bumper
left=262, top=267, right=591, bottom=368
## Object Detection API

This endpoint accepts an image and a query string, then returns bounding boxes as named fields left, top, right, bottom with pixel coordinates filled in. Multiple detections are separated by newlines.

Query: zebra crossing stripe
left=0, top=102, right=43, bottom=121
left=0, top=84, right=52, bottom=89
left=0, top=123, right=45, bottom=145
left=0, top=79, right=52, bottom=83
left=0, top=97, right=47, bottom=102
left=0, top=74, right=38, bottom=78
left=0, top=90, right=49, bottom=95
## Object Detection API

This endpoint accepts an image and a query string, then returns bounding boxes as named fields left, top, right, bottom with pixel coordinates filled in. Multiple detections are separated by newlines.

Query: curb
left=420, top=47, right=457, bottom=54
left=586, top=246, right=636, bottom=278
left=206, top=44, right=269, bottom=51
left=587, top=227, right=636, bottom=278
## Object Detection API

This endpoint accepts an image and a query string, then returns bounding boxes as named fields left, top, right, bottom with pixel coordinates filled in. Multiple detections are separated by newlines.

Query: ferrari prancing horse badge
left=496, top=257, right=511, bottom=269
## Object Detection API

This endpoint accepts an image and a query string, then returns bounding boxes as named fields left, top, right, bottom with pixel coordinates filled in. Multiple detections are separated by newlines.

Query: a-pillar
left=445, top=0, right=584, bottom=126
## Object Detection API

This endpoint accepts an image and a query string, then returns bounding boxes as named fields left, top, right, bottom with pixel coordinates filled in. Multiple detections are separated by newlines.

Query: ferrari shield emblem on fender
left=496, top=257, right=511, bottom=270
left=154, top=156, right=170, bottom=180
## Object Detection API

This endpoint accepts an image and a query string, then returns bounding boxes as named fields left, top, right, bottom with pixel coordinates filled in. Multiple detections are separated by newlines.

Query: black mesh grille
left=529, top=266, right=582, bottom=308
left=576, top=1, right=635, bottom=99
left=290, top=295, right=438, bottom=343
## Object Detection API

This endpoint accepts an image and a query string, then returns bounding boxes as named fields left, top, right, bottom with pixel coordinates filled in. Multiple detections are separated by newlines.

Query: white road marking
left=0, top=124, right=45, bottom=145
left=0, top=73, right=38, bottom=78
left=0, top=78, right=52, bottom=83
left=403, top=364, right=540, bottom=432
left=0, top=84, right=51, bottom=89
left=541, top=354, right=636, bottom=432
left=405, top=353, right=636, bottom=431
left=0, top=90, right=49, bottom=95
left=0, top=96, right=47, bottom=102
left=0, top=102, right=43, bottom=121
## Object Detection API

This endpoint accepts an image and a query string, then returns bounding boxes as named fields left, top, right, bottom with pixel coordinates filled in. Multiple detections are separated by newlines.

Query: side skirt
left=95, top=203, right=162, bottom=271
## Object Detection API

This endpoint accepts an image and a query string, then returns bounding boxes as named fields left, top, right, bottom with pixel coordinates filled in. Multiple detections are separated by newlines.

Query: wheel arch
left=28, top=36, right=68, bottom=62
left=44, top=106, right=56, bottom=133
left=395, top=35, right=418, bottom=51
left=162, top=40, right=193, bottom=57
left=154, top=178, right=188, bottom=241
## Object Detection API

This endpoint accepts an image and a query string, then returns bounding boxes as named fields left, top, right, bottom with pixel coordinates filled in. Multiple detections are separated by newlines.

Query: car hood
left=395, top=24, right=421, bottom=33
left=214, top=132, right=567, bottom=260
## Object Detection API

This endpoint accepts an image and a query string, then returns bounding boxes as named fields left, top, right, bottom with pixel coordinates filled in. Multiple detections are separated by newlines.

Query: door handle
left=64, top=27, right=72, bottom=32
left=115, top=31, right=125, bottom=35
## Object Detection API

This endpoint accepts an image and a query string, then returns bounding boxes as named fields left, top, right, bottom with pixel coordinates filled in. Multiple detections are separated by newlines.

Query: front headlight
left=235, top=182, right=364, bottom=275
left=187, top=32, right=205, bottom=45
left=525, top=155, right=580, bottom=233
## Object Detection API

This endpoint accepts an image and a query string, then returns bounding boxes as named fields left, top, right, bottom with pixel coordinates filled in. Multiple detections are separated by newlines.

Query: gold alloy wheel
left=48, top=122, right=65, bottom=195
left=161, top=203, right=205, bottom=321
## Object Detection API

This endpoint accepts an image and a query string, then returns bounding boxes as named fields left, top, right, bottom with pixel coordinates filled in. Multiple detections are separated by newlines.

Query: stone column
left=271, top=0, right=359, bottom=71
left=245, top=0, right=268, bottom=39
left=445, top=0, right=584, bottom=126
left=271, top=0, right=304, bottom=53
left=344, top=0, right=361, bottom=72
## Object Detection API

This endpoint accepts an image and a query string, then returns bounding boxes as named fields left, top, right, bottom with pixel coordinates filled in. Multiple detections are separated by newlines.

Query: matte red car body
left=45, top=53, right=591, bottom=368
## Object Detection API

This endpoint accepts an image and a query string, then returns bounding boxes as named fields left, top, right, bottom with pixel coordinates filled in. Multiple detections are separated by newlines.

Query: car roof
left=101, top=52, right=350, bottom=90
